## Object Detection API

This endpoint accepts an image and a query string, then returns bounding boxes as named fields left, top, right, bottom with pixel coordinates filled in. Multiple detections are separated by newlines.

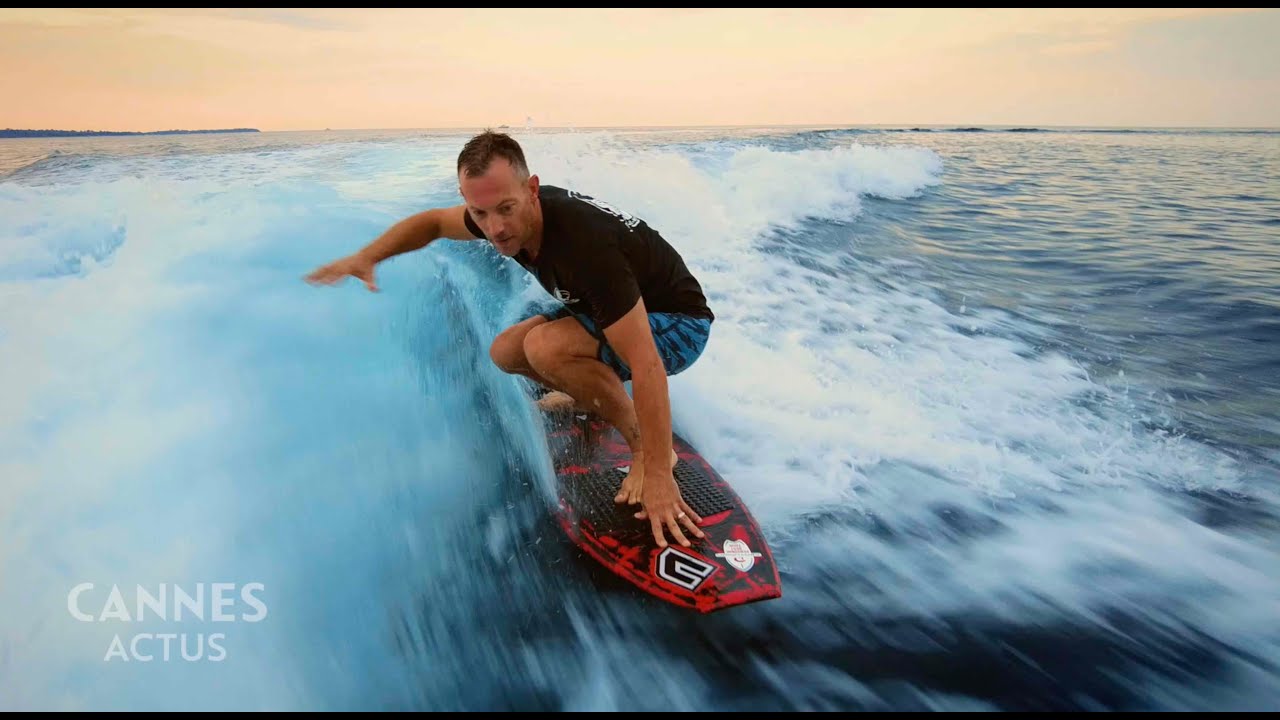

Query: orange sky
left=1, top=8, right=1276, bottom=131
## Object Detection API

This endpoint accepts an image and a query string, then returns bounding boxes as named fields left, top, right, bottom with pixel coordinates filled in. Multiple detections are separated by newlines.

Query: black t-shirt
left=464, top=185, right=714, bottom=329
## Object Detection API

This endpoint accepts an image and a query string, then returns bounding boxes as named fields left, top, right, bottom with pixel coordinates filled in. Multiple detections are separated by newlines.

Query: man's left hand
left=635, top=469, right=705, bottom=548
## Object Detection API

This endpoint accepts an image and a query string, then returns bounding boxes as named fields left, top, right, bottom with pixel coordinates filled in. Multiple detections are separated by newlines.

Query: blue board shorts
left=532, top=304, right=712, bottom=383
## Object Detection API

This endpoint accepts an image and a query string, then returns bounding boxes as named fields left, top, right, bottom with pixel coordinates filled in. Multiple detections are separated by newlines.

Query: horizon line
left=292, top=121, right=1280, bottom=131
left=8, top=121, right=1280, bottom=135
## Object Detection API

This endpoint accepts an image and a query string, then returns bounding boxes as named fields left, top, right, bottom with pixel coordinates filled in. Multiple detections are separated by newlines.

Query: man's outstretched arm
left=603, top=298, right=705, bottom=548
left=304, top=205, right=476, bottom=290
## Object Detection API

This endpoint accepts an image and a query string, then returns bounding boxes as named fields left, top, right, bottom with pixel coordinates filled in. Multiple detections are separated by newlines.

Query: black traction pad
left=562, top=459, right=734, bottom=533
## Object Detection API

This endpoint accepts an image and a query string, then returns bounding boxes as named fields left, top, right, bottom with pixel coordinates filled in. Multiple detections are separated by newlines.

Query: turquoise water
left=1, top=125, right=1277, bottom=710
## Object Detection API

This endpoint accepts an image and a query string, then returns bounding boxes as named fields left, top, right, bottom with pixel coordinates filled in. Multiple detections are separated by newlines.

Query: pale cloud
left=0, top=8, right=124, bottom=28
left=222, top=9, right=357, bottom=32
left=1039, top=40, right=1117, bottom=57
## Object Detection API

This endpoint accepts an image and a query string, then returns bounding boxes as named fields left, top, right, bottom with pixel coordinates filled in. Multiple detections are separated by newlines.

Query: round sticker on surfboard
left=715, top=539, right=763, bottom=572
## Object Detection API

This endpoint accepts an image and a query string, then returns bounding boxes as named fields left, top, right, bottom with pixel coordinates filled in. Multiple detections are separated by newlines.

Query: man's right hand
left=304, top=253, right=378, bottom=292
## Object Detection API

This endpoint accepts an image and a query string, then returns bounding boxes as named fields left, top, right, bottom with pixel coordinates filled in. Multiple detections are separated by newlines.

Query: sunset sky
left=2, top=8, right=1276, bottom=132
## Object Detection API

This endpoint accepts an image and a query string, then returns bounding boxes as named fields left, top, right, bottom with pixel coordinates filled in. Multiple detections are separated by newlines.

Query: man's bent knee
left=489, top=317, right=545, bottom=374
left=524, top=317, right=604, bottom=377
left=522, top=324, right=559, bottom=376
left=489, top=334, right=520, bottom=374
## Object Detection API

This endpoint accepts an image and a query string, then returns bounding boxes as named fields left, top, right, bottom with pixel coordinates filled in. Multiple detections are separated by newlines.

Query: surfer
left=305, top=130, right=712, bottom=548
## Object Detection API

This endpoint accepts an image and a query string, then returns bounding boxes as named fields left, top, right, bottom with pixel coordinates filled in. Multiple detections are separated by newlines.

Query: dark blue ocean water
left=1, top=126, right=1277, bottom=710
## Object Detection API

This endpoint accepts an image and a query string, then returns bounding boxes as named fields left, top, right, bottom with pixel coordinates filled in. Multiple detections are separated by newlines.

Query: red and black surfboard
left=542, top=410, right=782, bottom=613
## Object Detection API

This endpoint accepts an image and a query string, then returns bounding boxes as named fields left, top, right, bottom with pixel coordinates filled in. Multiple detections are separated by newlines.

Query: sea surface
left=2, top=124, right=1277, bottom=710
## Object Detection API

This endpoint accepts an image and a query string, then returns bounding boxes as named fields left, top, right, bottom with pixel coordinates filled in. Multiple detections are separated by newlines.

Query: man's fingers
left=678, top=506, right=705, bottom=539
left=649, top=515, right=667, bottom=548
left=304, top=267, right=343, bottom=286
left=638, top=502, right=706, bottom=544
left=665, top=513, right=691, bottom=548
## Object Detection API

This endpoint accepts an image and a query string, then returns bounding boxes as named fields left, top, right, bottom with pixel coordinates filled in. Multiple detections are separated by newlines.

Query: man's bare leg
left=489, top=315, right=560, bottom=389
left=490, top=317, right=601, bottom=413
left=521, top=318, right=676, bottom=505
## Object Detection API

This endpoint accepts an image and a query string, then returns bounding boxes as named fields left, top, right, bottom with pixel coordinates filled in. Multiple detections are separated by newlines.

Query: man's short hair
left=457, top=130, right=530, bottom=179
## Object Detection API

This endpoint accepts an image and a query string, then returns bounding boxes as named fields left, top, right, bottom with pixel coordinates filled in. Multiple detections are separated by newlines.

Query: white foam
left=0, top=142, right=487, bottom=709
left=500, top=130, right=1277, bottom=684
left=499, top=131, right=1245, bottom=508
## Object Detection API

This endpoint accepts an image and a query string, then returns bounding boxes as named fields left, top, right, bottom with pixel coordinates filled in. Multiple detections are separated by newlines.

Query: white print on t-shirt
left=568, top=190, right=640, bottom=230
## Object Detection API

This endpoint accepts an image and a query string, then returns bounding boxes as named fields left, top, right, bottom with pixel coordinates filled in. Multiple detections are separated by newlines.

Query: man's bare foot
left=535, top=390, right=582, bottom=413
left=614, top=448, right=679, bottom=505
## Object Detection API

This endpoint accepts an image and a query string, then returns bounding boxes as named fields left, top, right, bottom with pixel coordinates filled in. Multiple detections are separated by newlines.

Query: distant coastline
left=0, top=128, right=260, bottom=139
